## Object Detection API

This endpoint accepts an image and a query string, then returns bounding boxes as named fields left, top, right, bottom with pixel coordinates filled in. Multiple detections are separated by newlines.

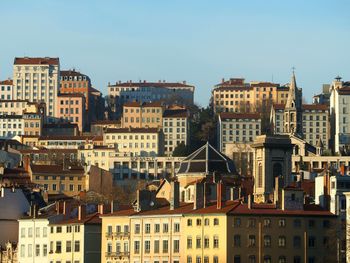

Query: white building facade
left=13, top=57, right=60, bottom=117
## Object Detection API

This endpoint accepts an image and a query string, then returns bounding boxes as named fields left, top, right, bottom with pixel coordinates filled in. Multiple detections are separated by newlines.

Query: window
left=28, top=227, right=33, bottom=237
left=187, top=219, right=192, bottom=226
left=213, top=218, right=219, bottom=225
left=248, top=235, right=256, bottom=247
left=263, top=218, right=271, bottom=227
left=308, top=236, right=316, bottom=248
left=196, top=236, right=201, bottom=248
left=74, top=241, right=80, bottom=252
left=294, top=256, right=301, bottom=263
left=134, top=241, right=140, bottom=254
left=145, top=223, right=151, bottom=233
left=248, top=218, right=256, bottom=228
left=56, top=241, right=62, bottom=253
left=173, top=240, right=180, bottom=253
left=264, top=256, right=271, bottom=263
left=39, top=243, right=46, bottom=257
left=278, top=256, right=286, bottom=263
left=213, top=236, right=219, bottom=248
left=28, top=244, right=32, bottom=257
left=174, top=223, right=180, bottom=232
left=35, top=227, right=40, bottom=237
left=196, top=219, right=201, bottom=226
left=248, top=255, right=256, bottom=263
left=162, top=240, right=168, bottom=253
left=264, top=235, right=271, bottom=247
left=196, top=256, right=201, bottom=263
left=278, top=219, right=286, bottom=227
left=135, top=224, right=140, bottom=234
left=145, top=240, right=150, bottom=253
left=66, top=241, right=72, bottom=252
left=204, top=236, right=210, bottom=248
left=21, top=228, right=25, bottom=238
left=308, top=257, right=315, bottom=263
left=155, top=223, right=160, bottom=233
left=35, top=244, right=40, bottom=256
left=187, top=256, right=192, bottom=263
left=234, top=234, right=241, bottom=247
left=74, top=225, right=80, bottom=232
left=309, top=220, right=315, bottom=228
left=278, top=236, right=286, bottom=247
left=163, top=223, right=169, bottom=233
left=234, top=256, right=241, bottom=263
left=187, top=237, right=192, bottom=249
left=213, top=256, right=219, bottom=263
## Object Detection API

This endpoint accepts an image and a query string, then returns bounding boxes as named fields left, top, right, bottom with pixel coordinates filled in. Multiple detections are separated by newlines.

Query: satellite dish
left=150, top=201, right=155, bottom=207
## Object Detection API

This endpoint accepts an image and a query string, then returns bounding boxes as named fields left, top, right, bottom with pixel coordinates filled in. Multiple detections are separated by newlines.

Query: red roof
left=273, top=104, right=285, bottom=110
left=105, top=128, right=159, bottom=134
left=302, top=104, right=329, bottom=111
left=123, top=101, right=141, bottom=107
left=52, top=212, right=101, bottom=225
left=60, top=70, right=88, bottom=78
left=58, top=93, right=85, bottom=98
left=0, top=79, right=13, bottom=85
left=113, top=81, right=193, bottom=88
left=14, top=57, right=59, bottom=65
left=142, top=101, right=163, bottom=108
left=30, top=164, right=84, bottom=175
left=220, top=112, right=261, bottom=120
left=250, top=82, right=279, bottom=87
left=338, top=87, right=350, bottom=95
left=91, top=120, right=121, bottom=125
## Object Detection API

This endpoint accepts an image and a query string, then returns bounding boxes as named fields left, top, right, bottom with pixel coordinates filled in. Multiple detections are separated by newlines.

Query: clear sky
left=0, top=0, right=349, bottom=106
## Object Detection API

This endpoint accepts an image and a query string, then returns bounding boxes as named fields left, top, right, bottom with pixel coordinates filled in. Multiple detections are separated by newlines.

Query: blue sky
left=0, top=0, right=349, bottom=106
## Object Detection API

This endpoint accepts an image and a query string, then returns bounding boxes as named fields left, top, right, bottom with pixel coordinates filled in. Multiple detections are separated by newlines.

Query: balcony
left=105, top=252, right=130, bottom=258
left=105, top=232, right=113, bottom=239
left=113, top=231, right=130, bottom=238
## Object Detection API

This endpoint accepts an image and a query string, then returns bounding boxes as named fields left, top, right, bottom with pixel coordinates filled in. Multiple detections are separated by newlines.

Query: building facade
left=122, top=102, right=163, bottom=129
left=211, top=78, right=289, bottom=114
left=13, top=57, right=60, bottom=117
left=0, top=79, right=13, bottom=100
left=56, top=94, right=86, bottom=132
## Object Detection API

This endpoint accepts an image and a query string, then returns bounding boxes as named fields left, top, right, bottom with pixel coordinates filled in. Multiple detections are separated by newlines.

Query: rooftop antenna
left=271, top=74, right=274, bottom=83
left=292, top=66, right=296, bottom=74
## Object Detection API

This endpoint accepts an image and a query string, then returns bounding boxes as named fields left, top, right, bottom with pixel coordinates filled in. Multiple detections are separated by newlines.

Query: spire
left=285, top=71, right=298, bottom=109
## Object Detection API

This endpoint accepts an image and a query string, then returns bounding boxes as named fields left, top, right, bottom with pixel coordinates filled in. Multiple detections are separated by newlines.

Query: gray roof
left=177, top=142, right=238, bottom=175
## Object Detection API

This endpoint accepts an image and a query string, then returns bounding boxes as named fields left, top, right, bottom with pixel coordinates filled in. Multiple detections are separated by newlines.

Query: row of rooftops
left=109, top=80, right=194, bottom=88
left=273, top=103, right=329, bottom=111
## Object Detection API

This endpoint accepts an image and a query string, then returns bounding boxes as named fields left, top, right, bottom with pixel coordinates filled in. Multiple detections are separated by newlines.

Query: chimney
left=98, top=204, right=104, bottom=214
left=63, top=201, right=70, bottom=218
left=274, top=177, right=280, bottom=206
left=78, top=205, right=86, bottom=221
left=33, top=204, right=38, bottom=219
left=193, top=182, right=204, bottom=210
left=248, top=195, right=253, bottom=209
left=56, top=201, right=61, bottom=215
left=222, top=78, right=225, bottom=83
left=217, top=182, right=223, bottom=210
left=110, top=200, right=118, bottom=213
left=1, top=187, right=4, bottom=198
left=170, top=181, right=179, bottom=210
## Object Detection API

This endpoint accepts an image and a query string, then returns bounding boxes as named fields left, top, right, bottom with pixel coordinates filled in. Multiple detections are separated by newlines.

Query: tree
left=172, top=142, right=191, bottom=157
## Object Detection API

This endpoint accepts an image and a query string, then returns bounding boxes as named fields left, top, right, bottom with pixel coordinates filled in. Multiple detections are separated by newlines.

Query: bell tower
left=251, top=135, right=293, bottom=203
left=284, top=70, right=303, bottom=136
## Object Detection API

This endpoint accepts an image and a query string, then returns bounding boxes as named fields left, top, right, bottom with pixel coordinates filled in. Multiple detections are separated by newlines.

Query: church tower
left=284, top=71, right=303, bottom=136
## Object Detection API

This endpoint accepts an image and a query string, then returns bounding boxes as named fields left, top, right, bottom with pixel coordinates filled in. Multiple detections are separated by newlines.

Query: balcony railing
left=105, top=251, right=130, bottom=258
left=113, top=231, right=130, bottom=238
left=105, top=232, right=113, bottom=238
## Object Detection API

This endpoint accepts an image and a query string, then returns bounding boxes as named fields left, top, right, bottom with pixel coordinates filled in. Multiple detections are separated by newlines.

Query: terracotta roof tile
left=302, top=104, right=329, bottom=111
left=112, top=82, right=193, bottom=88
left=14, top=57, right=59, bottom=65
left=0, top=79, right=13, bottom=85
left=105, top=128, right=159, bottom=134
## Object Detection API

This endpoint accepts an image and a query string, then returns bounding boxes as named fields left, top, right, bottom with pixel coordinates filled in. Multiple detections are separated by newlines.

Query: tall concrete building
left=330, top=76, right=350, bottom=154
left=13, top=57, right=60, bottom=117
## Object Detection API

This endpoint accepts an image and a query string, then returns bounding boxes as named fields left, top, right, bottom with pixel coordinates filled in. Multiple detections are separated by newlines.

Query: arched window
left=204, top=218, right=210, bottom=226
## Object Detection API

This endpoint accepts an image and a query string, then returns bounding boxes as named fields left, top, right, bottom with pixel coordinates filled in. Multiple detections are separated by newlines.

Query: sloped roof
left=177, top=142, right=238, bottom=175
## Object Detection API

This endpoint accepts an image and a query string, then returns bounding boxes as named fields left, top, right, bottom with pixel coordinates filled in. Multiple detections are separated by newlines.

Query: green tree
left=172, top=142, right=192, bottom=157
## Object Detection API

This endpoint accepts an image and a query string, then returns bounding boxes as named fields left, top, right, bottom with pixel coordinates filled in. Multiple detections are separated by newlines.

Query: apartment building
left=103, top=128, right=164, bottom=157
left=330, top=77, right=350, bottom=154
left=38, top=135, right=103, bottom=149
left=91, top=120, right=121, bottom=135
left=48, top=207, right=101, bottom=263
left=56, top=94, right=86, bottom=132
left=271, top=104, right=330, bottom=149
left=108, top=80, right=195, bottom=114
left=163, top=108, right=189, bottom=156
left=100, top=186, right=337, bottom=263
left=29, top=164, right=85, bottom=196
left=78, top=143, right=184, bottom=180
left=0, top=79, right=13, bottom=100
left=122, top=101, right=163, bottom=128
left=13, top=57, right=60, bottom=117
left=18, top=205, right=61, bottom=263
left=217, top=112, right=261, bottom=153
left=212, top=78, right=289, bottom=114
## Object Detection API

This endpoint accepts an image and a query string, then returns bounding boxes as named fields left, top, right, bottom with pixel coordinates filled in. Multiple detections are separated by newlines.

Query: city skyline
left=0, top=0, right=349, bottom=106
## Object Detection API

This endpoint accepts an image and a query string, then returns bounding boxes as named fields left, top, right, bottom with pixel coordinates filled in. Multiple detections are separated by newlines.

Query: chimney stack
left=248, top=195, right=253, bottom=209
left=193, top=182, right=204, bottom=210
left=170, top=181, right=180, bottom=210
left=98, top=204, right=104, bottom=214
left=32, top=204, right=38, bottom=218
left=217, top=182, right=223, bottom=210
left=1, top=186, right=4, bottom=198
left=78, top=205, right=86, bottom=221
left=110, top=200, right=118, bottom=213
